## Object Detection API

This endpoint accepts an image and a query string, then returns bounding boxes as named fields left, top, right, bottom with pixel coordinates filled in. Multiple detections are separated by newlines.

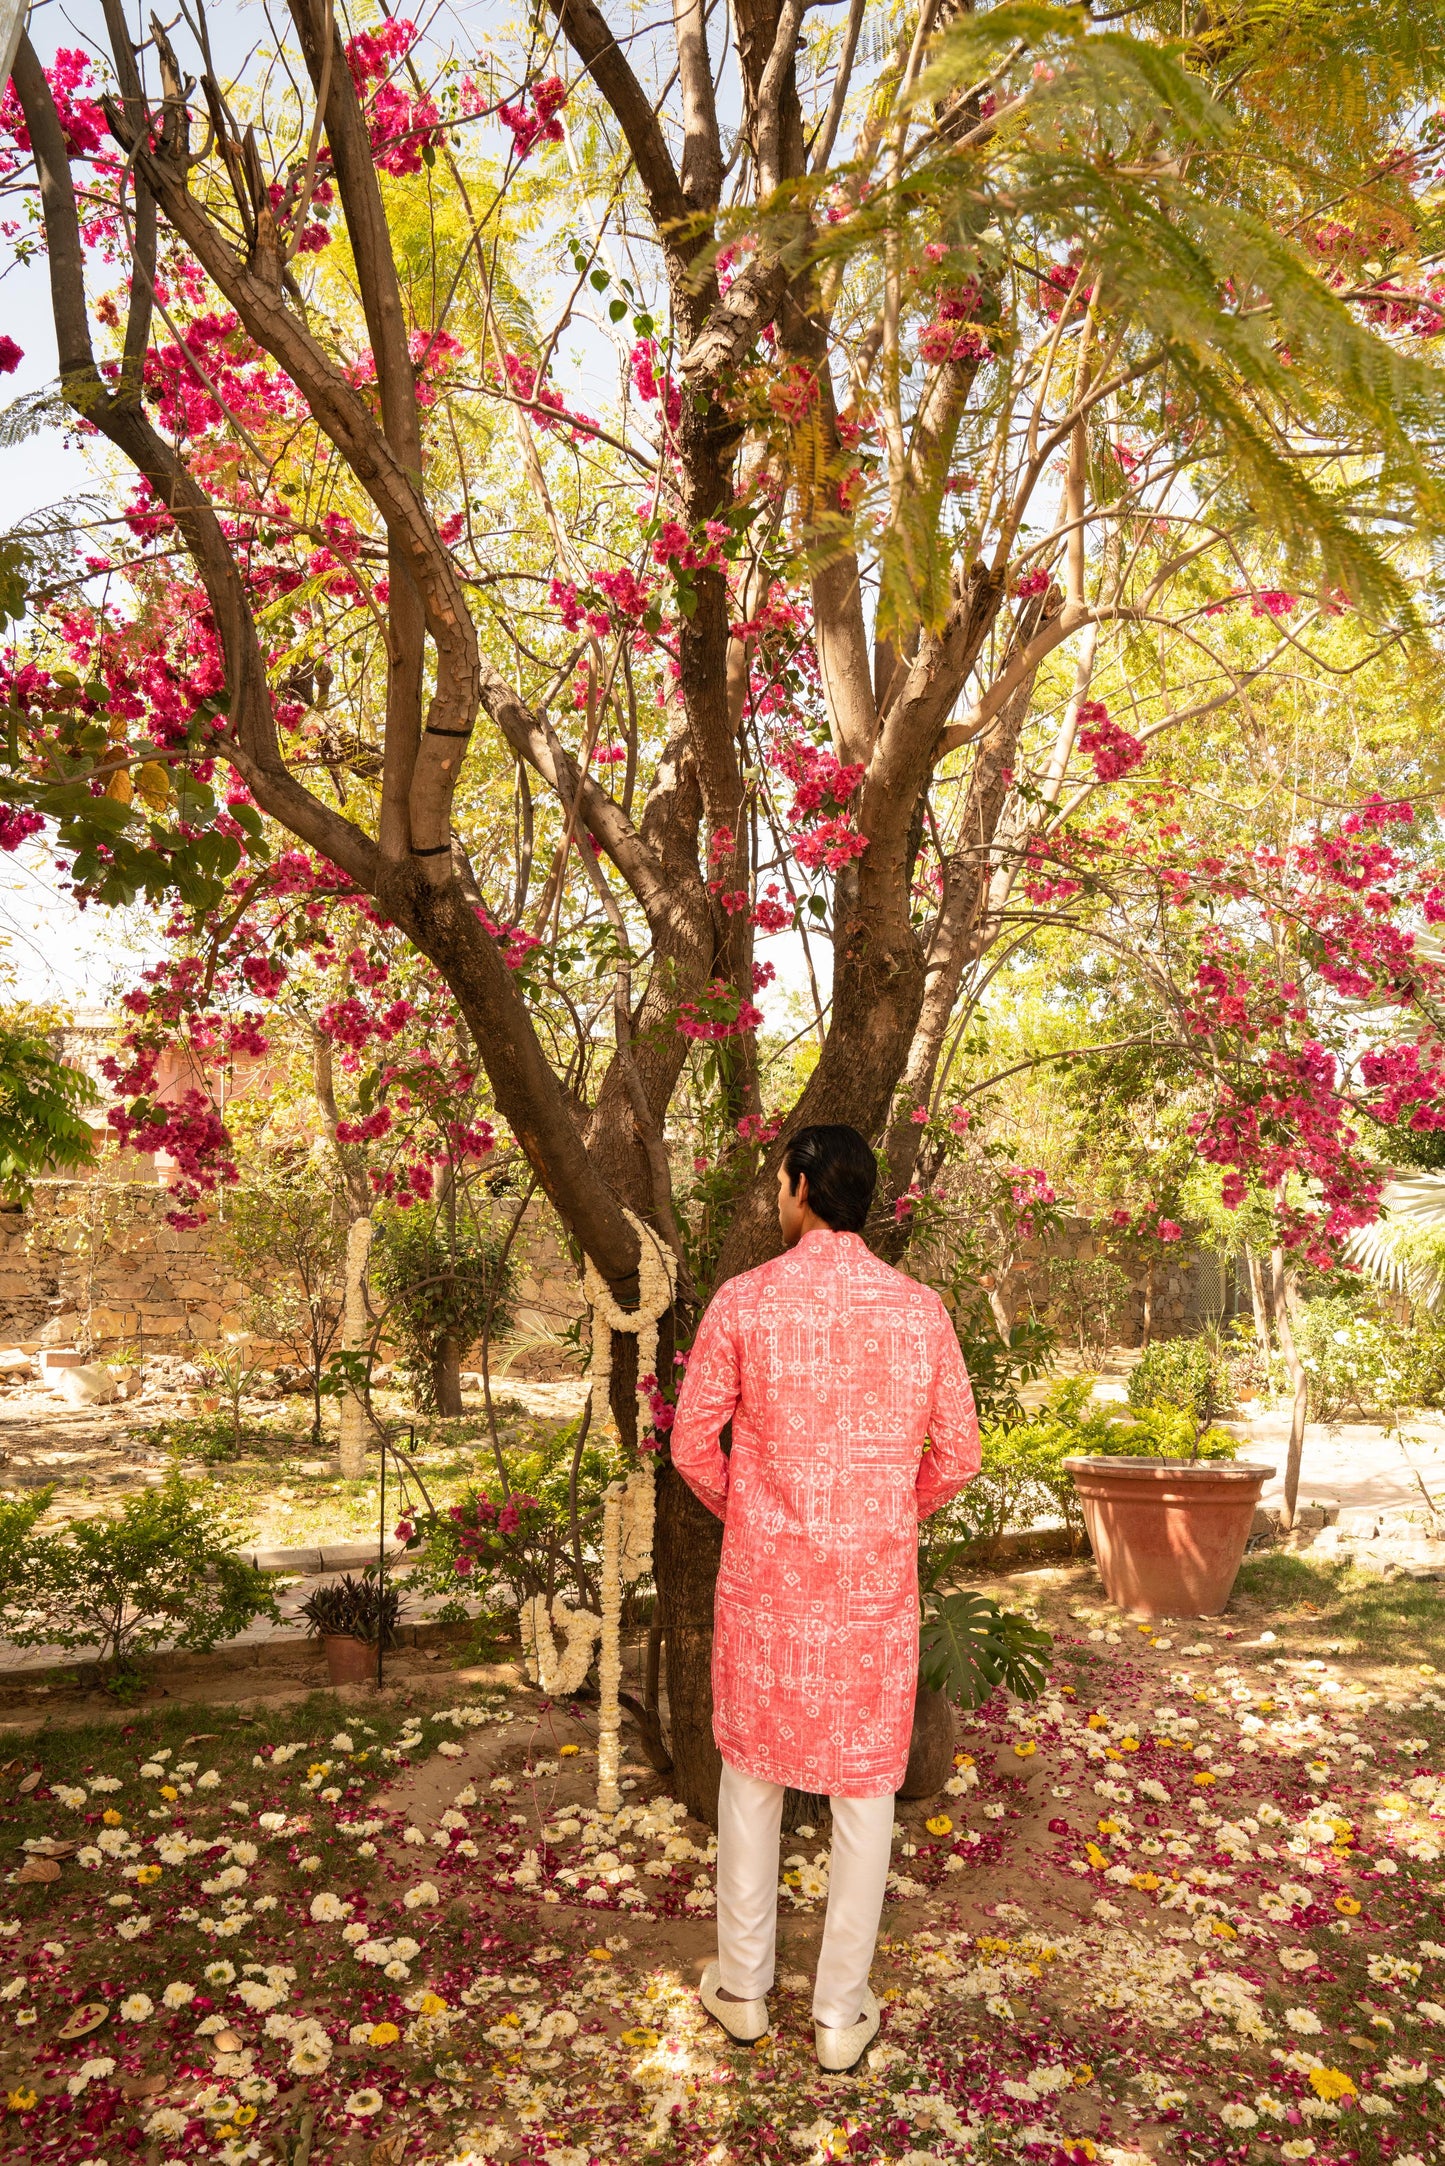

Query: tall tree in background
left=6, top=0, right=1445, bottom=1813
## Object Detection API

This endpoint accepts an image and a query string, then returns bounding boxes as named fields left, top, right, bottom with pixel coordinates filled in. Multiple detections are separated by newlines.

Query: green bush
left=1294, top=1295, right=1410, bottom=1420
left=1128, top=1336, right=1228, bottom=1424
left=6, top=1476, right=278, bottom=1682
left=408, top=1415, right=621, bottom=1623
left=374, top=1212, right=516, bottom=1413
left=922, top=1377, right=1238, bottom=1556
left=0, top=1488, right=57, bottom=1644
left=948, top=1289, right=1055, bottom=1427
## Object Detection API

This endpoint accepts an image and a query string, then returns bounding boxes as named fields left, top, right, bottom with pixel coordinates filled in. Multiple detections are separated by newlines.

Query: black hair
left=782, top=1123, right=877, bottom=1233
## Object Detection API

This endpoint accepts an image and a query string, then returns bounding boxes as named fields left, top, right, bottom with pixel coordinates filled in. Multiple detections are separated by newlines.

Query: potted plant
left=300, top=1569, right=404, bottom=1685
left=900, top=1543, right=1053, bottom=1798
left=1062, top=1379, right=1274, bottom=1618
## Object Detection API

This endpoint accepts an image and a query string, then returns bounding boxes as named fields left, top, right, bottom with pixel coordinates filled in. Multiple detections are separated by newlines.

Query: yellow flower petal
left=1334, top=1896, right=1362, bottom=1915
left=925, top=1815, right=953, bottom=1836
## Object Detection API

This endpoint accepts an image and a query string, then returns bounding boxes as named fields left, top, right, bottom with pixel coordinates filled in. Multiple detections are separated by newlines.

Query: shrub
left=11, top=1477, right=278, bottom=1682
left=1294, top=1294, right=1409, bottom=1420
left=408, top=1414, right=619, bottom=1621
left=950, top=1290, right=1055, bottom=1427
left=373, top=1212, right=516, bottom=1415
left=0, top=1488, right=56, bottom=1644
left=1035, top=1256, right=1132, bottom=1360
left=226, top=1152, right=347, bottom=1442
left=922, top=1377, right=1238, bottom=1557
left=1128, top=1336, right=1229, bottom=1425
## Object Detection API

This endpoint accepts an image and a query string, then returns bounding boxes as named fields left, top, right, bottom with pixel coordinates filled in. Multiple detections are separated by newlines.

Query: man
left=670, top=1123, right=979, bottom=2072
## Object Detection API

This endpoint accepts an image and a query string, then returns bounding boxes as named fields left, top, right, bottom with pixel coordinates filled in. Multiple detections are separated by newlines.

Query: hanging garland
left=519, top=1592, right=602, bottom=1697
left=597, top=1481, right=625, bottom=1814
left=583, top=1207, right=677, bottom=1444
left=617, top=1463, right=655, bottom=1585
left=469, top=1218, right=672, bottom=1811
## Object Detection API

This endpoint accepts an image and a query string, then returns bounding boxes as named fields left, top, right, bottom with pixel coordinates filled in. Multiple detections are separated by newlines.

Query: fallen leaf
left=57, top=2003, right=109, bottom=2040
left=183, top=1733, right=219, bottom=1745
left=17, top=1771, right=41, bottom=1795
left=15, top=1855, right=61, bottom=1884
left=31, top=1838, right=80, bottom=1859
left=370, top=2137, right=408, bottom=2165
left=213, top=2029, right=244, bottom=2055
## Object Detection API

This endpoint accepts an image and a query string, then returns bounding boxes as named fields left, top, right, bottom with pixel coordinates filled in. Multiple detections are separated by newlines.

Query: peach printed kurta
left=669, top=1227, right=980, bottom=1797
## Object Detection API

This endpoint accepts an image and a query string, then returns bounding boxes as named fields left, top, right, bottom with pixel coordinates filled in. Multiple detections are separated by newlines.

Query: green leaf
left=918, top=1589, right=1052, bottom=1708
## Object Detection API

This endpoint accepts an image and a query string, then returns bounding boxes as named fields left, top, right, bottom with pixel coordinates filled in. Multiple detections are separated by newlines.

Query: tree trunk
left=1142, top=1253, right=1156, bottom=1349
left=338, top=1213, right=373, bottom=1479
left=432, top=1331, right=463, bottom=1418
left=1244, top=1246, right=1271, bottom=1353
left=1269, top=1246, right=1308, bottom=1529
left=653, top=1458, right=725, bottom=1825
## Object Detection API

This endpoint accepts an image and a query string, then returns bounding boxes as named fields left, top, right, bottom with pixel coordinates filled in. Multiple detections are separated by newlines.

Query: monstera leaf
left=918, top=1588, right=1052, bottom=1709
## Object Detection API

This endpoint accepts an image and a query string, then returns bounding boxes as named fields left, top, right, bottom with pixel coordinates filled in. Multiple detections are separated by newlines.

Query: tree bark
left=338, top=1214, right=374, bottom=1479
left=653, top=1458, right=724, bottom=1821
left=1244, top=1246, right=1271, bottom=1353
left=432, top=1332, right=464, bottom=1419
left=1270, top=1246, right=1308, bottom=1530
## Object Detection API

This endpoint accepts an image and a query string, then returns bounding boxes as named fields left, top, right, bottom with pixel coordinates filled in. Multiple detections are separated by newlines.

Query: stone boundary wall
left=0, top=1180, right=1217, bottom=1364
left=0, top=1178, right=584, bottom=1375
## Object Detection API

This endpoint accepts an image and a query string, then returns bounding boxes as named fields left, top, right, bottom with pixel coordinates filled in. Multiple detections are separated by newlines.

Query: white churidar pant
left=715, top=1757, right=895, bottom=2029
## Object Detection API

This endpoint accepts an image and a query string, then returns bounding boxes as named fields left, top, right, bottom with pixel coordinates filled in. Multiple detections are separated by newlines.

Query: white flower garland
left=515, top=1214, right=672, bottom=1812
left=618, top=1464, right=655, bottom=1585
left=597, top=1481, right=625, bottom=1813
left=583, top=1207, right=677, bottom=1443
left=519, top=1593, right=602, bottom=1697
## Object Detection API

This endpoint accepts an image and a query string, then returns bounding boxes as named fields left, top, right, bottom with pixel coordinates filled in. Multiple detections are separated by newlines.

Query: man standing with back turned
left=670, top=1123, right=980, bottom=2073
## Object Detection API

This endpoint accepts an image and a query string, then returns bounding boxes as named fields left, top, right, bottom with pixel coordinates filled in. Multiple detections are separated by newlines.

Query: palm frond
left=1345, top=1174, right=1445, bottom=1308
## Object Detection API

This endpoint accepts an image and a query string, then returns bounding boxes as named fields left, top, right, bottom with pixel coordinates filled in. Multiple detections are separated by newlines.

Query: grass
left=1233, top=1550, right=1445, bottom=1666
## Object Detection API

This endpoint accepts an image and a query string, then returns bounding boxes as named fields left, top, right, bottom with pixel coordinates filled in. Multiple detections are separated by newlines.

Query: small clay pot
left=321, top=1633, right=377, bottom=1686
left=897, top=1678, right=957, bottom=1799
left=1063, top=1455, right=1276, bottom=1618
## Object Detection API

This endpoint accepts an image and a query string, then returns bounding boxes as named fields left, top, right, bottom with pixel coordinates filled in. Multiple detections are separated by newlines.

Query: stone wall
left=0, top=1176, right=587, bottom=1375
left=0, top=1178, right=1233, bottom=1364
left=996, top=1213, right=1206, bottom=1347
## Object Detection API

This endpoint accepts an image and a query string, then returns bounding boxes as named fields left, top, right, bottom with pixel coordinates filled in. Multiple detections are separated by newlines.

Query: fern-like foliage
left=0, top=1021, right=98, bottom=1197
left=818, top=0, right=1445, bottom=621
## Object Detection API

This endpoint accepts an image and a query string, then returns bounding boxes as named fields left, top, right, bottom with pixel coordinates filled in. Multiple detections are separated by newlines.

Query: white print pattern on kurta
left=670, top=1227, right=980, bottom=1797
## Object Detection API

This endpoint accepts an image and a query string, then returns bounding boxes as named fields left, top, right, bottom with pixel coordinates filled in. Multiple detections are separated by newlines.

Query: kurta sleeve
left=669, top=1279, right=741, bottom=1522
left=915, top=1299, right=981, bottom=1519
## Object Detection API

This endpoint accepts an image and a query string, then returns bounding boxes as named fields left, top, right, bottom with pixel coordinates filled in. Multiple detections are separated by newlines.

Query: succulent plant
left=298, top=1568, right=403, bottom=1648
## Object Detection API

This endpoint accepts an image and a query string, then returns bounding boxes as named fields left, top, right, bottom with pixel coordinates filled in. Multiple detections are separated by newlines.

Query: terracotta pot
left=897, top=1678, right=957, bottom=1799
left=1063, top=1455, right=1275, bottom=1618
left=321, top=1633, right=377, bottom=1686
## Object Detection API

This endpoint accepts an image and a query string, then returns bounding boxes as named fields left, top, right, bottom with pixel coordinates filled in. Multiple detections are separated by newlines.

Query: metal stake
left=377, top=1435, right=386, bottom=1691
